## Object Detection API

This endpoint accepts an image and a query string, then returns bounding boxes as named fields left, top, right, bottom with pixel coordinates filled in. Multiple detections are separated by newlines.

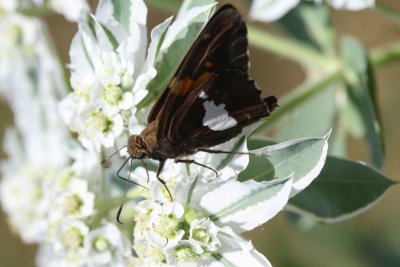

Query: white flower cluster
left=59, top=0, right=160, bottom=151
left=130, top=155, right=293, bottom=266
left=249, top=0, right=375, bottom=22
left=0, top=0, right=330, bottom=266
left=0, top=0, right=88, bottom=21
left=0, top=141, right=95, bottom=244
left=0, top=2, right=131, bottom=266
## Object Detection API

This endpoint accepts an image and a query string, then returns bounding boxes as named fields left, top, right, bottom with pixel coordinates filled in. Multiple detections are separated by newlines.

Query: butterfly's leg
left=199, top=148, right=255, bottom=156
left=116, top=158, right=148, bottom=189
left=140, top=159, right=150, bottom=183
left=156, top=160, right=173, bottom=202
left=174, top=159, right=219, bottom=177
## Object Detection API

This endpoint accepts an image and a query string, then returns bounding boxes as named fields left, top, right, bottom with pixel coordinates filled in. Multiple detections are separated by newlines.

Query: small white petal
left=328, top=0, right=374, bottom=10
left=249, top=0, right=301, bottom=22
left=217, top=228, right=272, bottom=267
left=50, top=0, right=88, bottom=21
left=128, top=0, right=148, bottom=70
left=220, top=248, right=272, bottom=267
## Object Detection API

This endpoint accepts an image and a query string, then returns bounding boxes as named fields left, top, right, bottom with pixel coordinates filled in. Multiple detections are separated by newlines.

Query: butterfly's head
left=128, top=135, right=147, bottom=159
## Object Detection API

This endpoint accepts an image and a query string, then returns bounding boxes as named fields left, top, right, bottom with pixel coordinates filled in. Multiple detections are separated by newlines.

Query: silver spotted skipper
left=113, top=4, right=277, bottom=222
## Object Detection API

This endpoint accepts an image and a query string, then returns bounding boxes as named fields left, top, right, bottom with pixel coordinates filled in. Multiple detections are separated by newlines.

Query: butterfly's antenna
left=140, top=159, right=150, bottom=183
left=102, top=145, right=127, bottom=167
left=115, top=158, right=148, bottom=224
left=117, top=158, right=134, bottom=224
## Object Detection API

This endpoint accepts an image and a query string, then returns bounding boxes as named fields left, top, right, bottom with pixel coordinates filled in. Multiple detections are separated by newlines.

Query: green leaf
left=112, top=0, right=130, bottom=30
left=341, top=36, right=385, bottom=168
left=289, top=156, right=396, bottom=222
left=239, top=132, right=329, bottom=195
left=280, top=2, right=334, bottom=53
left=247, top=136, right=275, bottom=150
left=139, top=3, right=216, bottom=107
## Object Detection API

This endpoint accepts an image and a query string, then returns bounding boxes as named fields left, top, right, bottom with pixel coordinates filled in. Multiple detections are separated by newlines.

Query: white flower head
left=0, top=169, right=48, bottom=243
left=0, top=0, right=17, bottom=13
left=59, top=0, right=170, bottom=152
left=132, top=176, right=293, bottom=265
left=53, top=220, right=89, bottom=254
left=0, top=14, right=41, bottom=84
left=56, top=178, right=95, bottom=219
left=75, top=106, right=124, bottom=150
left=85, top=223, right=132, bottom=267
left=189, top=218, right=221, bottom=252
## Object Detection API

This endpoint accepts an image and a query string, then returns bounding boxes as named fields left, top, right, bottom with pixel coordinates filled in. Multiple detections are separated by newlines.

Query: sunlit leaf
left=239, top=132, right=329, bottom=196
left=205, top=177, right=293, bottom=232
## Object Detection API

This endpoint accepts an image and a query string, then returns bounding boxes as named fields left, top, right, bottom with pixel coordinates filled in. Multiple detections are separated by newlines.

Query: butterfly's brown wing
left=167, top=70, right=277, bottom=149
left=147, top=5, right=249, bottom=141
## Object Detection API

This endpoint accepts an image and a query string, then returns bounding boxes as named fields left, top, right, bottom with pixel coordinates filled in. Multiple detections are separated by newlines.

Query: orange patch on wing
left=193, top=72, right=213, bottom=88
left=172, top=72, right=214, bottom=96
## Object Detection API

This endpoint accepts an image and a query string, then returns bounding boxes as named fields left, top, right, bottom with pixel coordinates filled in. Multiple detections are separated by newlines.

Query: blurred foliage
left=1, top=0, right=400, bottom=266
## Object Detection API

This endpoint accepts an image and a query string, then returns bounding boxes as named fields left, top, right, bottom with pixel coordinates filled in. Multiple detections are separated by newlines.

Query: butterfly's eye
left=135, top=151, right=146, bottom=159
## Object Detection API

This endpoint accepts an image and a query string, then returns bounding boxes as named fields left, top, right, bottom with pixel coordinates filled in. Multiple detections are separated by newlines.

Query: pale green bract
left=1, top=0, right=376, bottom=266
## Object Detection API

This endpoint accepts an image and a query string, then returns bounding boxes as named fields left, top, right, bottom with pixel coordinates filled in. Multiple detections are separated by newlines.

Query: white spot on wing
left=202, top=100, right=237, bottom=131
left=198, top=91, right=208, bottom=99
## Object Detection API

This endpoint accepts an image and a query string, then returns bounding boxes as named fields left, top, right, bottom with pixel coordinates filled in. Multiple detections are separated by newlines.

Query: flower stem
left=247, top=26, right=339, bottom=70
left=370, top=41, right=400, bottom=66
left=18, top=6, right=52, bottom=17
left=252, top=67, right=342, bottom=135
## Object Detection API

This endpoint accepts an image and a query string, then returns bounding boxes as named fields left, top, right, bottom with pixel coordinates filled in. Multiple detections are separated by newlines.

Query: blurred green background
left=1, top=0, right=399, bottom=266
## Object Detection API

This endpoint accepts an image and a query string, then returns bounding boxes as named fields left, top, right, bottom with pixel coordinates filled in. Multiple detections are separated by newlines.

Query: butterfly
left=114, top=4, right=277, bottom=221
